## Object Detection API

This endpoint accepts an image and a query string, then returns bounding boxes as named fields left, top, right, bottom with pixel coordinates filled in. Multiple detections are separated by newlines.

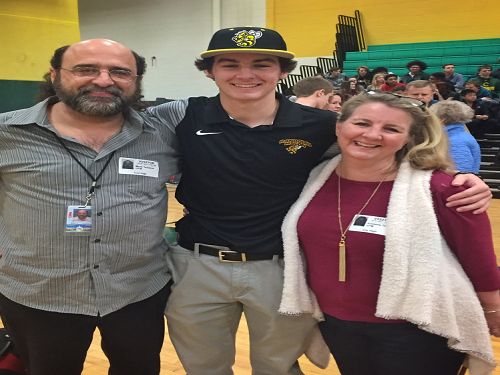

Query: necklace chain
left=337, top=166, right=388, bottom=281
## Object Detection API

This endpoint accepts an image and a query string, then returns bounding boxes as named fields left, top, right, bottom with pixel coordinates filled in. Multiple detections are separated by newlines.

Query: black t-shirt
left=174, top=94, right=337, bottom=255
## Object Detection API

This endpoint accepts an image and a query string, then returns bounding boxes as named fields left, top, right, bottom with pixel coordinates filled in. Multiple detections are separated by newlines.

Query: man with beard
left=72, top=209, right=92, bottom=224
left=0, top=39, right=178, bottom=375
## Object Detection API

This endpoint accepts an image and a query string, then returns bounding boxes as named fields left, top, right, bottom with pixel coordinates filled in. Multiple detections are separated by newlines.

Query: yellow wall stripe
left=0, top=0, right=80, bottom=81
left=267, top=0, right=500, bottom=58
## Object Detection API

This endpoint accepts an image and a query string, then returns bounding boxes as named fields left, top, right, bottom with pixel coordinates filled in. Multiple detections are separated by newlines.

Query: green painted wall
left=0, top=80, right=41, bottom=113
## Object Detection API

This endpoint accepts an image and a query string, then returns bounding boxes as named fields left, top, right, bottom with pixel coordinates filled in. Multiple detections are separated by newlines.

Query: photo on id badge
left=65, top=206, right=92, bottom=235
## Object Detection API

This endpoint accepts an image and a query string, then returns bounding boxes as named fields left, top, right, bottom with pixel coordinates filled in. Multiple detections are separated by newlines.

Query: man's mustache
left=78, top=85, right=124, bottom=97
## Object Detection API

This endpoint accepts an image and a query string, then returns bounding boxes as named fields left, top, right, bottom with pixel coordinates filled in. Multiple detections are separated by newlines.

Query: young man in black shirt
left=146, top=27, right=492, bottom=375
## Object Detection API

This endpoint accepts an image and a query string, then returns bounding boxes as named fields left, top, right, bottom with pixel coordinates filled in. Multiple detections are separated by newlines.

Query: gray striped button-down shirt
left=0, top=97, right=179, bottom=316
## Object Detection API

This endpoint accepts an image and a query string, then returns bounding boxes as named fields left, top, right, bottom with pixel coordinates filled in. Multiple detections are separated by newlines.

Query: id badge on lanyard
left=65, top=205, right=92, bottom=235
left=47, top=131, right=116, bottom=237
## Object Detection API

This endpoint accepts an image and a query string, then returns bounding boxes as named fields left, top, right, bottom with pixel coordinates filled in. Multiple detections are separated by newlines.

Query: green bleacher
left=341, top=38, right=500, bottom=78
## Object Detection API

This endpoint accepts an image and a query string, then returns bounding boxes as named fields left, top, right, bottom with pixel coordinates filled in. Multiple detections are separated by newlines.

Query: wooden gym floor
left=5, top=185, right=500, bottom=374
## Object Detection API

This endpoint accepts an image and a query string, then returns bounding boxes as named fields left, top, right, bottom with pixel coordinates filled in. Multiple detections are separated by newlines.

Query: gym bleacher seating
left=341, top=38, right=500, bottom=78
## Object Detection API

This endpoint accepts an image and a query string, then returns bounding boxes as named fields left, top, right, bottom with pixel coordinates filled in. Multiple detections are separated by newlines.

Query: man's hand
left=446, top=173, right=492, bottom=214
left=481, top=97, right=492, bottom=101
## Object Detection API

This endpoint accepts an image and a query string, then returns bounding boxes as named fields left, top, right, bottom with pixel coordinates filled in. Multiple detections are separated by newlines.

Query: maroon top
left=298, top=170, right=500, bottom=323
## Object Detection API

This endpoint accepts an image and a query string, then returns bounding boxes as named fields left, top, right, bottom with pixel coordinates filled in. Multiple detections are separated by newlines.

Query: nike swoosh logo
left=196, top=130, right=222, bottom=136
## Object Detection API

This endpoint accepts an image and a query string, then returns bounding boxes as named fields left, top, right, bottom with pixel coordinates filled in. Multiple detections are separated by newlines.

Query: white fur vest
left=279, top=155, right=496, bottom=374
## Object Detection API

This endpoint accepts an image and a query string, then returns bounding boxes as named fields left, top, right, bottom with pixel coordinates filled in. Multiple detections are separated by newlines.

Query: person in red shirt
left=380, top=74, right=406, bottom=91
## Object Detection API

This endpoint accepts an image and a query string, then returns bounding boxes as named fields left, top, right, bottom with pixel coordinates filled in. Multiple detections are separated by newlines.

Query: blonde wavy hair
left=370, top=73, right=386, bottom=89
left=337, top=92, right=453, bottom=171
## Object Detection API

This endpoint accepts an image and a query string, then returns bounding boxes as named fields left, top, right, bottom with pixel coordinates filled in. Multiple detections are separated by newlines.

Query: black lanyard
left=49, top=131, right=116, bottom=206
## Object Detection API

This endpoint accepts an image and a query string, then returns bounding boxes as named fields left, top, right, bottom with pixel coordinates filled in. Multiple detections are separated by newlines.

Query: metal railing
left=277, top=10, right=365, bottom=93
left=317, top=57, right=338, bottom=76
left=335, top=10, right=365, bottom=69
left=279, top=74, right=303, bottom=94
left=299, top=65, right=321, bottom=77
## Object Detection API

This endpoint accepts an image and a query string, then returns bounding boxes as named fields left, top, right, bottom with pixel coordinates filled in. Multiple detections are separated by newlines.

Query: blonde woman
left=280, top=92, right=500, bottom=375
left=366, top=73, right=385, bottom=91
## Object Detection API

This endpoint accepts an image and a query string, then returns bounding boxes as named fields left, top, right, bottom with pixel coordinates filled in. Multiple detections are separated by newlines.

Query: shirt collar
left=4, top=96, right=148, bottom=161
left=4, top=97, right=56, bottom=127
left=203, top=92, right=304, bottom=128
left=5, top=96, right=145, bottom=132
left=444, top=123, right=465, bottom=130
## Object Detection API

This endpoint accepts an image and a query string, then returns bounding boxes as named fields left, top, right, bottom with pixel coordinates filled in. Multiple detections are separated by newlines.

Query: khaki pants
left=165, top=243, right=317, bottom=375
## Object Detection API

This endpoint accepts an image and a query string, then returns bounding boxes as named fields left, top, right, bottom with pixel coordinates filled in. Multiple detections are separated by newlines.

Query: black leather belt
left=179, top=239, right=283, bottom=262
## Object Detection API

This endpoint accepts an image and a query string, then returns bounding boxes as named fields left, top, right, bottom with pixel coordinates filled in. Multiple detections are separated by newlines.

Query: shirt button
left=94, top=239, right=101, bottom=243
left=93, top=265, right=99, bottom=269
left=96, top=212, right=103, bottom=216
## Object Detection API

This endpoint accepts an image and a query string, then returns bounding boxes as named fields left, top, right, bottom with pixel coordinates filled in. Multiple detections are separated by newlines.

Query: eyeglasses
left=366, top=91, right=427, bottom=110
left=59, top=67, right=138, bottom=82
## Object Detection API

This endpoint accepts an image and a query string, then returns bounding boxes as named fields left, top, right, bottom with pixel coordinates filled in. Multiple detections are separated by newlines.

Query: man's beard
left=53, top=75, right=140, bottom=117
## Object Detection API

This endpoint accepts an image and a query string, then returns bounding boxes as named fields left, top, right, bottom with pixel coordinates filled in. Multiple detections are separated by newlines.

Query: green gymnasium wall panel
left=0, top=80, right=40, bottom=113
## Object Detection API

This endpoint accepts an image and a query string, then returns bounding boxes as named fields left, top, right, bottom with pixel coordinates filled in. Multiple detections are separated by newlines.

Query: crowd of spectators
left=289, top=58, right=500, bottom=141
left=288, top=58, right=500, bottom=175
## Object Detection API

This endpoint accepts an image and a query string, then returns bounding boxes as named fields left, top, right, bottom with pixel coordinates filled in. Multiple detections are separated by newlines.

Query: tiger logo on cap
left=232, top=30, right=263, bottom=47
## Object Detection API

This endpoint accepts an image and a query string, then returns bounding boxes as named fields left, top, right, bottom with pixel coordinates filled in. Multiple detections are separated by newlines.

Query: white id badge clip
left=65, top=205, right=92, bottom=236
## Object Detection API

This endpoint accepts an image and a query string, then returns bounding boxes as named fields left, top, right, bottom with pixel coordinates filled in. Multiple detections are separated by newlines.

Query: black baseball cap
left=200, top=26, right=295, bottom=59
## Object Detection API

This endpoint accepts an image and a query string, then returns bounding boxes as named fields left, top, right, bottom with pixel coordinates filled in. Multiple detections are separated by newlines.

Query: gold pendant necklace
left=337, top=168, right=387, bottom=282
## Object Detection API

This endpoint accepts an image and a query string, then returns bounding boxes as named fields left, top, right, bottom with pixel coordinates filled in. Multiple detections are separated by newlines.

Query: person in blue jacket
left=430, top=101, right=481, bottom=173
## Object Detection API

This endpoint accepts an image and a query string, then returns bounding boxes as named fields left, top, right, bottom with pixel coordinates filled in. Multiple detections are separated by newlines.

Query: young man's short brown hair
left=194, top=56, right=297, bottom=73
left=293, top=77, right=334, bottom=97
left=478, top=64, right=492, bottom=72
left=465, top=80, right=481, bottom=88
